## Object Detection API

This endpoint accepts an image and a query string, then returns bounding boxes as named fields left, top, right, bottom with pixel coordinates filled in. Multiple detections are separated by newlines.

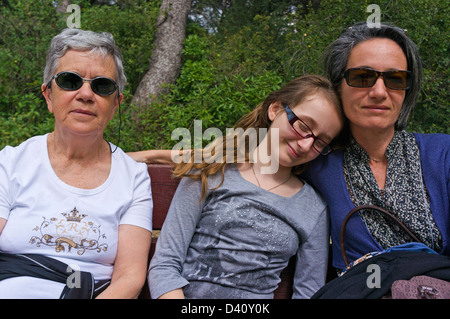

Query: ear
left=41, top=83, right=54, bottom=114
left=267, top=102, right=284, bottom=121
left=109, top=92, right=123, bottom=121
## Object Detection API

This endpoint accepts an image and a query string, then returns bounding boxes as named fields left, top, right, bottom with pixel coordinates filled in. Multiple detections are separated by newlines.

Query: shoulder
left=0, top=135, right=47, bottom=167
left=111, top=145, right=150, bottom=176
left=302, top=150, right=344, bottom=189
left=414, top=132, right=450, bottom=147
left=413, top=132, right=450, bottom=141
left=413, top=132, right=450, bottom=160
left=301, top=181, right=328, bottom=209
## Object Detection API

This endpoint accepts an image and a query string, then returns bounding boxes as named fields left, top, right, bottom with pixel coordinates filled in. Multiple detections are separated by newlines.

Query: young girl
left=143, top=75, right=344, bottom=299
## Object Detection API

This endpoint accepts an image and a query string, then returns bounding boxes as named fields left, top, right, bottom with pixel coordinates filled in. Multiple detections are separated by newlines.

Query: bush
left=1, top=0, right=448, bottom=151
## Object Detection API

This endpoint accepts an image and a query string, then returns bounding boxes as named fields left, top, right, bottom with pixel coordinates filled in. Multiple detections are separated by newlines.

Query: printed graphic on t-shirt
left=185, top=199, right=297, bottom=290
left=29, top=207, right=108, bottom=255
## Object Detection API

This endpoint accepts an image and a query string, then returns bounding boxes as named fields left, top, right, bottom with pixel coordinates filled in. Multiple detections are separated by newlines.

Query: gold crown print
left=62, top=207, right=87, bottom=222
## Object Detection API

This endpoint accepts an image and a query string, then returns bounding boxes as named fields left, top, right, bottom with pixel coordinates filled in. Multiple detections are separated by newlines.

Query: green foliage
left=0, top=0, right=448, bottom=152
left=0, top=0, right=160, bottom=149
left=80, top=0, right=160, bottom=94
left=0, top=94, right=54, bottom=146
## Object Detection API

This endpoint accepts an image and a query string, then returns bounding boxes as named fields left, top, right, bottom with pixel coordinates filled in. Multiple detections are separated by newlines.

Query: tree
left=132, top=0, right=192, bottom=108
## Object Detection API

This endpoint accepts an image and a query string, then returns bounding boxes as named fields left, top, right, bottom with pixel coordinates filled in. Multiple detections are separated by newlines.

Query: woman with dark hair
left=303, top=22, right=449, bottom=271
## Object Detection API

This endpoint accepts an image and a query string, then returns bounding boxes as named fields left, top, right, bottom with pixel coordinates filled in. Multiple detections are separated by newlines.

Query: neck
left=351, top=126, right=395, bottom=161
left=251, top=159, right=292, bottom=179
left=48, top=130, right=108, bottom=162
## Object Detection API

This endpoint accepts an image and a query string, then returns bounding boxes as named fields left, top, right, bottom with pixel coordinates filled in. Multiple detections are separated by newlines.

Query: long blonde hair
left=173, top=75, right=343, bottom=200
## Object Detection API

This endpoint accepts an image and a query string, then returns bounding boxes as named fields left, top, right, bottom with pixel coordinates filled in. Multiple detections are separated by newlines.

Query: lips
left=71, top=109, right=96, bottom=116
left=287, top=143, right=301, bottom=158
left=363, top=105, right=389, bottom=110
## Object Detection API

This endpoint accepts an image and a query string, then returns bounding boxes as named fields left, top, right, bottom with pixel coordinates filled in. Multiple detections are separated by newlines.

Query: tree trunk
left=132, top=0, right=192, bottom=107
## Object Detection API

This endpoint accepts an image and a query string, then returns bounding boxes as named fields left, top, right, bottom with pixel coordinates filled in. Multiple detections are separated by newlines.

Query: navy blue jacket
left=303, top=133, right=450, bottom=269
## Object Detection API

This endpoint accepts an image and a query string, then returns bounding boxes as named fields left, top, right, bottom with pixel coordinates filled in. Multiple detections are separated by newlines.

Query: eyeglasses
left=50, top=71, right=118, bottom=96
left=284, top=104, right=332, bottom=155
left=343, top=67, right=411, bottom=90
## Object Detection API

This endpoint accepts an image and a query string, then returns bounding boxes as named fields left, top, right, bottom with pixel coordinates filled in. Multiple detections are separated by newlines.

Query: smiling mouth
left=287, top=144, right=300, bottom=158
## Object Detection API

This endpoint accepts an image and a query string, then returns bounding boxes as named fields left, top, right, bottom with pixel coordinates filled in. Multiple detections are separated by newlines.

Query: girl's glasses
left=284, top=104, right=332, bottom=155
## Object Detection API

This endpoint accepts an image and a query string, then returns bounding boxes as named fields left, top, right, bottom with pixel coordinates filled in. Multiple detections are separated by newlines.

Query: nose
left=296, top=135, right=315, bottom=152
left=76, top=81, right=95, bottom=101
left=368, top=77, right=388, bottom=99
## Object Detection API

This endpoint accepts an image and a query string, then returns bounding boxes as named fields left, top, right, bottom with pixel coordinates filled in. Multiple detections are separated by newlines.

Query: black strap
left=0, top=252, right=110, bottom=298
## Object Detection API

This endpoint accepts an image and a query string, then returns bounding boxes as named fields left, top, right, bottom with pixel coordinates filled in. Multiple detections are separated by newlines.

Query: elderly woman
left=303, top=22, right=449, bottom=271
left=0, top=29, right=152, bottom=298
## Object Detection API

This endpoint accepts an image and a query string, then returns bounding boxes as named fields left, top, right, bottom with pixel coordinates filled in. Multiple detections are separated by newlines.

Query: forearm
left=158, top=288, right=185, bottom=299
left=97, top=225, right=151, bottom=299
left=0, top=218, right=6, bottom=235
left=96, top=272, right=147, bottom=299
left=127, top=150, right=175, bottom=164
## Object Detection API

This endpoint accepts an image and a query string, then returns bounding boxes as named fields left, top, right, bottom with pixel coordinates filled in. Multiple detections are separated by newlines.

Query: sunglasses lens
left=92, top=78, right=117, bottom=96
left=56, top=72, right=83, bottom=90
left=345, top=68, right=410, bottom=89
left=347, top=69, right=377, bottom=87
left=385, top=71, right=410, bottom=89
left=54, top=72, right=117, bottom=96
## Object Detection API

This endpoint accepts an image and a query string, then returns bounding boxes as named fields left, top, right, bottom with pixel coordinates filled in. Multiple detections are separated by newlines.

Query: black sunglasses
left=50, top=71, right=118, bottom=96
left=343, top=67, right=411, bottom=90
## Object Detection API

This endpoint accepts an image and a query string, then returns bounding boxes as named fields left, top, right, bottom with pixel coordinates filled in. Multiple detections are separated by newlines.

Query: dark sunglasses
left=343, top=67, right=411, bottom=90
left=50, top=71, right=118, bottom=96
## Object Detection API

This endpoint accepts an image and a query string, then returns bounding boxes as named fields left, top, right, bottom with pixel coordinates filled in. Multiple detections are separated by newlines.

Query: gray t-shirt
left=149, top=164, right=329, bottom=299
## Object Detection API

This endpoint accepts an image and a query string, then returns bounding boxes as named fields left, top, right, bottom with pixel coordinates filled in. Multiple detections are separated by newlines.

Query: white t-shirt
left=0, top=134, right=152, bottom=298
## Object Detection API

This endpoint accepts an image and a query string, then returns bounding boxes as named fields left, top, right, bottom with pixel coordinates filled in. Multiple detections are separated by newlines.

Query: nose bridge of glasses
left=295, top=130, right=315, bottom=147
left=77, top=77, right=96, bottom=95
left=370, top=71, right=390, bottom=90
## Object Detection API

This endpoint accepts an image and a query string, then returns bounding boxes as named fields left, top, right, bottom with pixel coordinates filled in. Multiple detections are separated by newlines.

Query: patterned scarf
left=343, top=130, right=442, bottom=252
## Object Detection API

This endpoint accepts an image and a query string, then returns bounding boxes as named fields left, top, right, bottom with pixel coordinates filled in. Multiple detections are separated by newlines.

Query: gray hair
left=43, top=28, right=126, bottom=93
left=323, top=21, right=422, bottom=130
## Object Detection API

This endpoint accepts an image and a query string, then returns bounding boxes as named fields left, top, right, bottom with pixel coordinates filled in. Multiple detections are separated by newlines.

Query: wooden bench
left=138, top=164, right=335, bottom=299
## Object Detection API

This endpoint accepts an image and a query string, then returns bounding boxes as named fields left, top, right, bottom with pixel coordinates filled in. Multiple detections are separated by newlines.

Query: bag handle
left=339, top=205, right=422, bottom=265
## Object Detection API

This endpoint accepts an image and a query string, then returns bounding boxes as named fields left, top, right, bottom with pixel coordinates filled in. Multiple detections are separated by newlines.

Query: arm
left=127, top=150, right=175, bottom=164
left=148, top=177, right=204, bottom=299
left=96, top=224, right=151, bottom=299
left=158, top=288, right=185, bottom=299
left=0, top=218, right=6, bottom=236
left=0, top=148, right=10, bottom=237
left=292, top=207, right=330, bottom=299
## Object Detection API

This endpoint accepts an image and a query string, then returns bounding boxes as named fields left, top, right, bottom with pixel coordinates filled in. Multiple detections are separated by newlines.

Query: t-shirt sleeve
left=148, top=176, right=204, bottom=299
left=292, top=205, right=329, bottom=299
left=0, top=146, right=13, bottom=220
left=119, top=161, right=153, bottom=232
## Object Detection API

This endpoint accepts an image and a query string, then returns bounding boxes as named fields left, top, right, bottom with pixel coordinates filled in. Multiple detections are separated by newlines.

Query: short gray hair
left=323, top=22, right=422, bottom=130
left=43, top=28, right=126, bottom=93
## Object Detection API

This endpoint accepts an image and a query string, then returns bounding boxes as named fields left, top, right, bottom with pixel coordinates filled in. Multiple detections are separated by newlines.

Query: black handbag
left=311, top=205, right=450, bottom=299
